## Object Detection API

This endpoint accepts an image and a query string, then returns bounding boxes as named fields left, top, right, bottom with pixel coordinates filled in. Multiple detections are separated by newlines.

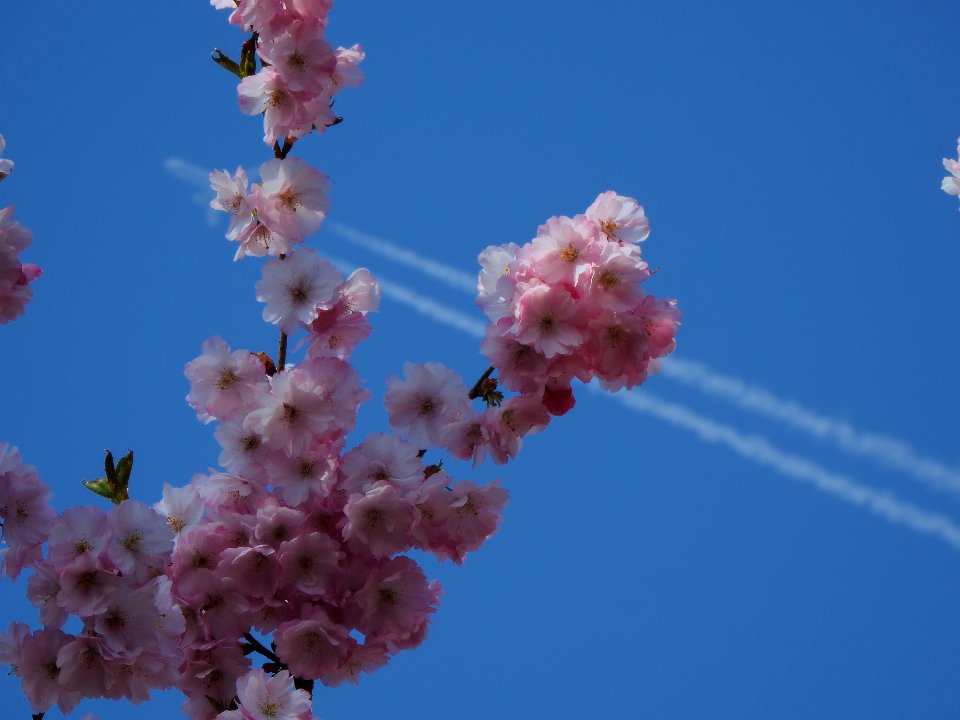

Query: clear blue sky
left=2, top=1, right=959, bottom=718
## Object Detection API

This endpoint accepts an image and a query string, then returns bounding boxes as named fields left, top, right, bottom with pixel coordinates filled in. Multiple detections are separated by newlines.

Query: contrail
left=163, top=157, right=219, bottom=227
left=335, top=261, right=960, bottom=552
left=656, top=358, right=960, bottom=496
left=324, top=220, right=960, bottom=497
left=608, top=389, right=960, bottom=552
left=325, top=220, right=477, bottom=293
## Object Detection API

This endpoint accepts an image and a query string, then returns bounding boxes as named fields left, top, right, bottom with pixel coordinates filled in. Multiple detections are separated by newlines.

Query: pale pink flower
left=384, top=362, right=470, bottom=447
left=259, top=157, right=330, bottom=241
left=274, top=610, right=346, bottom=680
left=332, top=44, right=365, bottom=89
left=440, top=413, right=490, bottom=466
left=305, top=307, right=371, bottom=360
left=324, top=639, right=388, bottom=687
left=485, top=396, right=551, bottom=465
left=210, top=166, right=254, bottom=239
left=57, top=635, right=111, bottom=697
left=170, top=524, right=231, bottom=601
left=229, top=0, right=285, bottom=31
left=0, top=134, right=12, bottom=176
left=95, top=586, right=160, bottom=653
left=107, top=499, right=174, bottom=577
left=253, top=500, right=305, bottom=547
left=529, top=215, right=600, bottom=284
left=256, top=248, right=341, bottom=334
left=153, top=482, right=204, bottom=534
left=583, top=241, right=649, bottom=311
left=943, top=137, right=960, bottom=201
left=513, top=283, right=585, bottom=358
left=178, top=640, right=251, bottom=720
left=278, top=531, right=342, bottom=596
left=238, top=67, right=305, bottom=145
left=17, top=628, right=81, bottom=713
left=218, top=544, right=281, bottom=601
left=0, top=444, right=54, bottom=577
left=231, top=668, right=311, bottom=720
left=476, top=242, right=519, bottom=323
left=25, top=562, right=66, bottom=629
left=56, top=553, right=121, bottom=616
left=342, top=482, right=415, bottom=557
left=259, top=21, right=337, bottom=94
left=185, top=336, right=268, bottom=423
left=268, top=444, right=337, bottom=505
left=47, top=505, right=111, bottom=566
left=479, top=332, right=548, bottom=393
left=339, top=433, right=423, bottom=495
left=586, top=190, right=650, bottom=243
left=356, top=556, right=439, bottom=649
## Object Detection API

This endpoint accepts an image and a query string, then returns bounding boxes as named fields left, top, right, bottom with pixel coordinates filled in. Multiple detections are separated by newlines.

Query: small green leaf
left=82, top=477, right=115, bottom=500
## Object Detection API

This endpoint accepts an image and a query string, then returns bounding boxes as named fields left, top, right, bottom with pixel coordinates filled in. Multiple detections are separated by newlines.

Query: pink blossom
left=342, top=482, right=415, bottom=557
left=942, top=137, right=960, bottom=202
left=324, top=639, right=388, bottom=687
left=153, top=482, right=204, bottom=534
left=179, top=640, right=251, bottom=720
left=529, top=214, right=600, bottom=285
left=0, top=443, right=54, bottom=577
left=227, top=668, right=311, bottom=720
left=384, top=362, right=470, bottom=447
left=258, top=157, right=330, bottom=241
left=107, top=499, right=175, bottom=578
left=586, top=190, right=651, bottom=243
left=268, top=445, right=337, bottom=505
left=259, top=20, right=337, bottom=94
left=513, top=283, right=585, bottom=358
left=47, top=505, right=112, bottom=566
left=339, top=433, right=423, bottom=495
left=356, top=556, right=439, bottom=649
left=238, top=67, right=306, bottom=145
left=185, top=336, right=268, bottom=423
left=17, top=628, right=81, bottom=713
left=210, top=166, right=254, bottom=239
left=583, top=241, right=649, bottom=311
left=0, top=134, right=12, bottom=176
left=274, top=610, right=346, bottom=680
left=305, top=307, right=371, bottom=360
left=56, top=634, right=111, bottom=697
left=26, top=562, right=67, bottom=629
left=278, top=531, right=342, bottom=596
left=56, top=552, right=121, bottom=616
left=95, top=586, right=161, bottom=653
left=332, top=44, right=365, bottom=89
left=255, top=249, right=341, bottom=334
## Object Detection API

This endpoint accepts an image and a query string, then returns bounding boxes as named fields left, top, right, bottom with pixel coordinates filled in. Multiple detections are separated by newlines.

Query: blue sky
left=2, top=1, right=960, bottom=718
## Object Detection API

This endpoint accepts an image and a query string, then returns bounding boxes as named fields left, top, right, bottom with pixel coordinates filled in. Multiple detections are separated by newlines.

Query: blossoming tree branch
left=0, top=1, right=681, bottom=719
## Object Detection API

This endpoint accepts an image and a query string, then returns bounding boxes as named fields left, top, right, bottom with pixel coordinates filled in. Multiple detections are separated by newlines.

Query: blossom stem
left=242, top=632, right=281, bottom=664
left=276, top=330, right=288, bottom=371
left=468, top=366, right=495, bottom=399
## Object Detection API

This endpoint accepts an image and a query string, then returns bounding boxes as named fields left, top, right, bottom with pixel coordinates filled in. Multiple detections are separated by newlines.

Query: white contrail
left=656, top=358, right=960, bottom=495
left=338, top=263, right=960, bottom=552
left=324, top=253, right=487, bottom=339
left=325, top=220, right=960, bottom=497
left=608, top=389, right=960, bottom=552
left=325, top=220, right=477, bottom=293
left=163, top=157, right=219, bottom=227
left=163, top=157, right=211, bottom=188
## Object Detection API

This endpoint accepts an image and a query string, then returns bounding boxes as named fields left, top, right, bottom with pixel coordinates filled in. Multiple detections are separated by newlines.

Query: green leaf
left=103, top=450, right=116, bottom=484
left=82, top=477, right=115, bottom=501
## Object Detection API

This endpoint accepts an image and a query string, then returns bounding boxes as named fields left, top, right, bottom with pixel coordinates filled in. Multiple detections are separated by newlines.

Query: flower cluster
left=210, top=158, right=330, bottom=260
left=942, top=137, right=960, bottom=206
left=0, top=136, right=41, bottom=324
left=165, top=255, right=506, bottom=719
left=0, top=0, right=681, bottom=717
left=0, top=471, right=184, bottom=713
left=213, top=0, right=364, bottom=147
left=412, top=191, right=682, bottom=465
